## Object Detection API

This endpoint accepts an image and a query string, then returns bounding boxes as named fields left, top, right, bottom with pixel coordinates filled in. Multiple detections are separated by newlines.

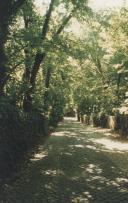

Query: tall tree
left=0, top=0, right=26, bottom=95
left=23, top=0, right=89, bottom=111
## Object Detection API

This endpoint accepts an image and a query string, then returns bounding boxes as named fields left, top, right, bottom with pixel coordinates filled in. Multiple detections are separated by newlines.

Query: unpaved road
left=2, top=118, right=128, bottom=203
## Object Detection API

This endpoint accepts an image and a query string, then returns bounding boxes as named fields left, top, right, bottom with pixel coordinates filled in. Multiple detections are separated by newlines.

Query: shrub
left=0, top=99, right=48, bottom=179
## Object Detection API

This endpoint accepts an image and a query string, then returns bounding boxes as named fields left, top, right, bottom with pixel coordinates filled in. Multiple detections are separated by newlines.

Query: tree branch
left=41, top=0, right=55, bottom=41
left=30, top=52, right=46, bottom=90
left=29, top=0, right=55, bottom=91
left=54, top=10, right=74, bottom=36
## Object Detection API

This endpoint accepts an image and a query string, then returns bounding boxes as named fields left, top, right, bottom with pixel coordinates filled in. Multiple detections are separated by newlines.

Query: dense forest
left=0, top=0, right=128, bottom=180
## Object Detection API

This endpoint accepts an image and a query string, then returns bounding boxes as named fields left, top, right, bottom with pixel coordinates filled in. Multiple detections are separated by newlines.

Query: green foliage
left=1, top=0, right=128, bottom=178
left=0, top=98, right=48, bottom=178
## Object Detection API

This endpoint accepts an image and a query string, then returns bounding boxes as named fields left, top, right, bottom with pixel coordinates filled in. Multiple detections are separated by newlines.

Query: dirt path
left=2, top=118, right=128, bottom=203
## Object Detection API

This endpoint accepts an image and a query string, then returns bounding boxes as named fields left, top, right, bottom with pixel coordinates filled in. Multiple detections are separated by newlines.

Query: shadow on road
left=2, top=118, right=128, bottom=203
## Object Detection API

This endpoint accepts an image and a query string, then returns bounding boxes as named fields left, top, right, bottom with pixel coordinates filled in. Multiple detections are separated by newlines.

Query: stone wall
left=78, top=113, right=128, bottom=137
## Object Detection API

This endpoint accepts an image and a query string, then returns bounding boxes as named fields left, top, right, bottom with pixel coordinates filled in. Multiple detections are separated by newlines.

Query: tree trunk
left=43, top=66, right=52, bottom=112
left=23, top=52, right=46, bottom=112
left=22, top=0, right=55, bottom=111
left=22, top=1, right=73, bottom=111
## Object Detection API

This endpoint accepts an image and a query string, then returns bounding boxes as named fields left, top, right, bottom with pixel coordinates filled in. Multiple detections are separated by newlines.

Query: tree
left=22, top=0, right=89, bottom=111
left=0, top=0, right=26, bottom=95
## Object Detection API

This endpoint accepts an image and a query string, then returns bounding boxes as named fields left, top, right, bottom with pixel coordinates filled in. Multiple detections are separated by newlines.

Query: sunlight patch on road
left=93, top=127, right=112, bottom=134
left=85, top=164, right=102, bottom=175
left=52, top=131, right=66, bottom=136
left=42, top=169, right=65, bottom=176
left=90, top=127, right=120, bottom=138
left=64, top=117, right=77, bottom=121
left=116, top=178, right=128, bottom=184
left=86, top=145, right=97, bottom=150
left=90, top=138, right=128, bottom=151
left=30, top=151, right=48, bottom=161
left=74, top=144, right=85, bottom=148
left=69, top=144, right=85, bottom=148
left=52, top=131, right=77, bottom=137
left=64, top=152, right=73, bottom=156
left=44, top=183, right=53, bottom=190
left=71, top=191, right=93, bottom=203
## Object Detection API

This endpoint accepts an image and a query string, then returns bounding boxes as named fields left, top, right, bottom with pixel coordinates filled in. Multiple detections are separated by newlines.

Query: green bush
left=92, top=113, right=100, bottom=127
left=0, top=99, right=48, bottom=179
left=99, top=112, right=108, bottom=128
left=49, top=105, right=64, bottom=127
